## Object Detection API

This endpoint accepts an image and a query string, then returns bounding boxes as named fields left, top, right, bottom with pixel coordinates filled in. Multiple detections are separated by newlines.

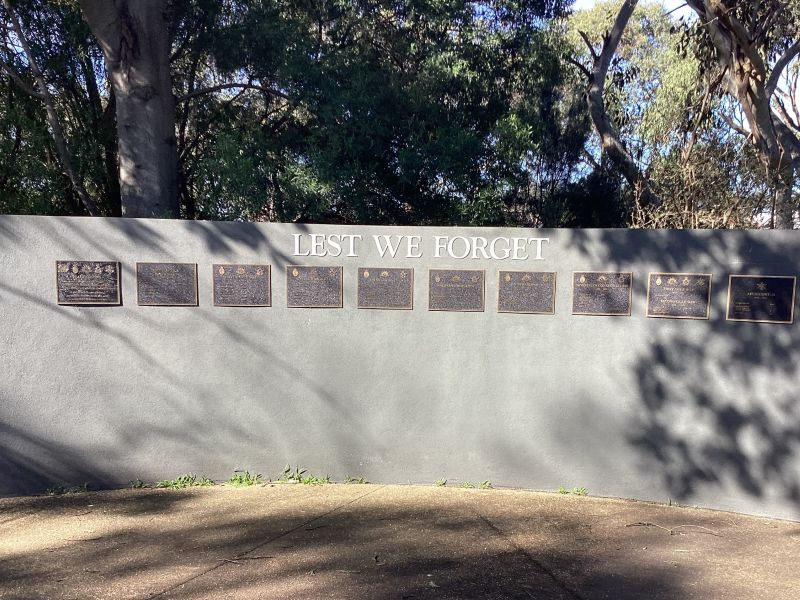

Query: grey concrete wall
left=1, top=215, right=798, bottom=520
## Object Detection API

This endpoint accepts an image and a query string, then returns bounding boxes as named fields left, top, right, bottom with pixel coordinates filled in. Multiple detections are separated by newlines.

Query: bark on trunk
left=684, top=0, right=799, bottom=228
left=80, top=0, right=179, bottom=218
left=578, top=0, right=659, bottom=209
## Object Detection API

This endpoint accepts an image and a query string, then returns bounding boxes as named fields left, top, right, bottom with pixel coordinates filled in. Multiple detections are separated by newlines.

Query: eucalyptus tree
left=572, top=0, right=799, bottom=228
left=2, top=0, right=579, bottom=224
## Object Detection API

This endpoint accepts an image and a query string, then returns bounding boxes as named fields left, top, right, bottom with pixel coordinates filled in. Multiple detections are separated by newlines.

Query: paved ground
left=0, top=485, right=798, bottom=599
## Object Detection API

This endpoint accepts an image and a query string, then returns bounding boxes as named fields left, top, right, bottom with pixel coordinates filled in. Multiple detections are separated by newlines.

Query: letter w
left=373, top=235, right=403, bottom=258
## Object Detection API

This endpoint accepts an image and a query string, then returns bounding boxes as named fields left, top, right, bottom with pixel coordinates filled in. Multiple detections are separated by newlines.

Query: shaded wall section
left=0, top=216, right=798, bottom=519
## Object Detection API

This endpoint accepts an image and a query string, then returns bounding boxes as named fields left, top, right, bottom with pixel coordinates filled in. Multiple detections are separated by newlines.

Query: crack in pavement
left=472, top=508, right=585, bottom=600
left=145, top=485, right=386, bottom=599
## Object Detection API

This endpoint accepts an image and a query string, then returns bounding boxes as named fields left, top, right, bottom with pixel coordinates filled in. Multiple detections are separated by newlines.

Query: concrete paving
left=0, top=485, right=798, bottom=599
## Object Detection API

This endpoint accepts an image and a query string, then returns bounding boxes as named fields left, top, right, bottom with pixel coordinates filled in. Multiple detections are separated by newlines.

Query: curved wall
left=1, top=216, right=798, bottom=520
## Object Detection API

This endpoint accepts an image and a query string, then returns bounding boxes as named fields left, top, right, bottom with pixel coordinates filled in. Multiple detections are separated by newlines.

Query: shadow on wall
left=563, top=229, right=800, bottom=513
left=0, top=218, right=369, bottom=496
left=0, top=219, right=798, bottom=518
left=631, top=323, right=800, bottom=508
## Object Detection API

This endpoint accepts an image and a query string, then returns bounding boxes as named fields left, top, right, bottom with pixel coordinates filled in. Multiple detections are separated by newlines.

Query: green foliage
left=435, top=478, right=447, bottom=487
left=558, top=485, right=588, bottom=496
left=46, top=483, right=89, bottom=496
left=155, top=474, right=214, bottom=489
left=479, top=480, right=493, bottom=490
left=129, top=479, right=147, bottom=489
left=344, top=476, right=369, bottom=484
left=459, top=482, right=475, bottom=489
left=173, top=0, right=581, bottom=224
left=227, top=470, right=263, bottom=486
left=4, top=0, right=786, bottom=227
left=278, top=465, right=330, bottom=485
left=0, top=0, right=120, bottom=216
left=279, top=465, right=306, bottom=483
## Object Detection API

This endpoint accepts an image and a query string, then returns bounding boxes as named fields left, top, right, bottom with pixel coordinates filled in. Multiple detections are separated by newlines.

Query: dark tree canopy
left=1, top=0, right=797, bottom=228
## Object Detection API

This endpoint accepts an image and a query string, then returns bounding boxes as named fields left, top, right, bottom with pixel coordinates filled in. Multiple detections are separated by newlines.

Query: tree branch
left=766, top=40, right=800, bottom=97
left=721, top=112, right=750, bottom=137
left=773, top=98, right=800, bottom=134
left=3, top=0, right=100, bottom=216
left=578, top=30, right=598, bottom=60
left=176, top=83, right=290, bottom=103
left=0, top=56, right=44, bottom=99
left=581, top=0, right=659, bottom=208
left=566, top=56, right=591, bottom=78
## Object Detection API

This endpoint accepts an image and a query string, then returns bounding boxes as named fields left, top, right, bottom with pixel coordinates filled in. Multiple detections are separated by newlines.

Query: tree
left=683, top=0, right=799, bottom=228
left=1, top=0, right=99, bottom=215
left=569, top=0, right=658, bottom=209
left=79, top=0, right=179, bottom=218
left=0, top=0, right=121, bottom=216
left=572, top=0, right=800, bottom=228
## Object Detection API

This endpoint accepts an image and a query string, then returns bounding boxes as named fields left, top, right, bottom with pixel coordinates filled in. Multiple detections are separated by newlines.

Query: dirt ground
left=1, top=485, right=798, bottom=599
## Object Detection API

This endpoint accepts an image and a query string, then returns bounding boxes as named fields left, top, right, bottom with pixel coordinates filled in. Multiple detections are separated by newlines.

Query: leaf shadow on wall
left=563, top=229, right=800, bottom=514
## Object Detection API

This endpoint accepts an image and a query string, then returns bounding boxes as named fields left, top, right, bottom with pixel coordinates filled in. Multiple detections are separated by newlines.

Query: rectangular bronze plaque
left=136, top=263, right=198, bottom=306
left=357, top=268, right=413, bottom=310
left=498, top=271, right=556, bottom=314
left=56, top=260, right=121, bottom=305
left=286, top=266, right=343, bottom=308
left=572, top=272, right=632, bottom=316
left=646, top=273, right=712, bottom=319
left=213, top=264, right=271, bottom=307
left=726, top=275, right=796, bottom=324
left=428, top=269, right=485, bottom=312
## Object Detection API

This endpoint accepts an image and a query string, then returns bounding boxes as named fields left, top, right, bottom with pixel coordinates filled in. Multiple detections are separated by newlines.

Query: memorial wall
left=1, top=215, right=798, bottom=519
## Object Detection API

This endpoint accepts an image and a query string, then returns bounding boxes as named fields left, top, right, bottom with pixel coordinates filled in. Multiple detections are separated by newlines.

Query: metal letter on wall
left=136, top=263, right=198, bottom=306
left=646, top=273, right=712, bottom=319
left=213, top=264, right=271, bottom=307
left=498, top=271, right=556, bottom=314
left=428, top=269, right=485, bottom=312
left=56, top=261, right=121, bottom=305
left=572, top=272, right=632, bottom=316
left=357, top=268, right=413, bottom=310
left=286, top=266, right=343, bottom=308
left=726, top=275, right=796, bottom=324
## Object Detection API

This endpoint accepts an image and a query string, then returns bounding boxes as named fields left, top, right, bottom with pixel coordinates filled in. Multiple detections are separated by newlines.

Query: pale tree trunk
left=573, top=0, right=659, bottom=209
left=684, top=0, right=800, bottom=228
left=79, top=0, right=179, bottom=218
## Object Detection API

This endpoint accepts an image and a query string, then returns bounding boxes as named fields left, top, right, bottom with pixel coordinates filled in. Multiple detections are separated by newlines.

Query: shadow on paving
left=1, top=486, right=797, bottom=600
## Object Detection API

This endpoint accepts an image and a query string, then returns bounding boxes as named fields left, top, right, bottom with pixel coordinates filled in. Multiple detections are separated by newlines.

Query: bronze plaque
left=726, top=275, right=796, bottom=324
left=286, top=266, right=343, bottom=308
left=498, top=271, right=556, bottom=314
left=358, top=268, right=413, bottom=310
left=136, top=263, right=198, bottom=306
left=646, top=273, right=712, bottom=319
left=572, top=272, right=632, bottom=316
left=213, top=264, right=271, bottom=307
left=56, top=261, right=121, bottom=305
left=428, top=269, right=485, bottom=312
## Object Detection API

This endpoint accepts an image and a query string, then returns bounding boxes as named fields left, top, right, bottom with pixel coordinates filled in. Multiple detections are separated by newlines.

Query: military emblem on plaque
left=56, top=260, right=121, bottom=305
left=646, top=273, right=712, bottom=319
left=286, top=265, right=343, bottom=308
left=498, top=271, right=556, bottom=314
left=358, top=267, right=413, bottom=310
left=726, top=275, right=796, bottom=324
left=213, top=264, right=271, bottom=307
left=572, top=272, right=632, bottom=316
left=428, top=269, right=485, bottom=312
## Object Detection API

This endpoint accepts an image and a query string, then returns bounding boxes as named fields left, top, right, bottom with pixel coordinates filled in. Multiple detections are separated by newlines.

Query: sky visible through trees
left=0, top=0, right=797, bottom=228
